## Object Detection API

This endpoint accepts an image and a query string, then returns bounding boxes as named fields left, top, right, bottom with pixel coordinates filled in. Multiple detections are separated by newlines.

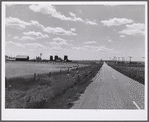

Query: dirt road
left=71, top=62, right=144, bottom=109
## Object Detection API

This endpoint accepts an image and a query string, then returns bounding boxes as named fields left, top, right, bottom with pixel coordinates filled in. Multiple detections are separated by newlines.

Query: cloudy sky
left=5, top=3, right=146, bottom=61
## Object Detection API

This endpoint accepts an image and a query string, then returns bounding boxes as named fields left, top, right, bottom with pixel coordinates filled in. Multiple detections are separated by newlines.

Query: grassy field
left=5, top=61, right=103, bottom=108
left=6, top=61, right=88, bottom=78
left=107, top=61, right=145, bottom=84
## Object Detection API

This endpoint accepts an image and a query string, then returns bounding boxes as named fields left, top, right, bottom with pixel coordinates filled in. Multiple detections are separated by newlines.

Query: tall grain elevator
left=64, top=55, right=68, bottom=61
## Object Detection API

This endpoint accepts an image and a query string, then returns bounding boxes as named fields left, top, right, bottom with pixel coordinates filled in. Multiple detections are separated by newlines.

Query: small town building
left=16, top=55, right=29, bottom=61
left=5, top=55, right=15, bottom=61
left=36, top=56, right=41, bottom=62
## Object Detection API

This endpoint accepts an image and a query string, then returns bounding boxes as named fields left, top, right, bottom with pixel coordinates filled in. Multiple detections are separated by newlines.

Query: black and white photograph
left=2, top=1, right=148, bottom=121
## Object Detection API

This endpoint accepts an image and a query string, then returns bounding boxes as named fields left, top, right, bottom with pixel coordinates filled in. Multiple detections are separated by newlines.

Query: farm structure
left=16, top=55, right=29, bottom=61
left=5, top=55, right=15, bottom=61
left=50, top=56, right=53, bottom=61
left=64, top=55, right=68, bottom=61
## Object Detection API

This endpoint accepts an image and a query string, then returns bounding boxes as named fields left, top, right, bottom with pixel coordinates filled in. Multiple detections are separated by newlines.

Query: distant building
left=64, top=55, right=68, bottom=61
left=16, top=55, right=29, bottom=61
left=50, top=56, right=53, bottom=61
left=5, top=55, right=15, bottom=61
left=54, top=55, right=58, bottom=61
left=36, top=56, right=41, bottom=62
left=55, top=57, right=62, bottom=61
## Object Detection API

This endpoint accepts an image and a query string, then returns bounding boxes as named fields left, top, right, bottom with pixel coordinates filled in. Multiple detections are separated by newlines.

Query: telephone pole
left=129, top=56, right=132, bottom=63
left=122, top=57, right=125, bottom=65
left=118, top=57, right=120, bottom=62
left=122, top=57, right=125, bottom=61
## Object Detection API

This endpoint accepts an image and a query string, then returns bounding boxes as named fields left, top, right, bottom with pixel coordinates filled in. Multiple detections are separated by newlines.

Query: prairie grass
left=6, top=61, right=88, bottom=78
left=107, top=63, right=144, bottom=84
left=5, top=62, right=103, bottom=108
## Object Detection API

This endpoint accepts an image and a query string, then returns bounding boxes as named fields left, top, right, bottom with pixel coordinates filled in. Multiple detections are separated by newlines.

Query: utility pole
left=122, top=57, right=125, bottom=65
left=114, top=56, right=117, bottom=61
left=118, top=57, right=120, bottom=62
left=129, top=56, right=132, bottom=63
left=122, top=57, right=125, bottom=62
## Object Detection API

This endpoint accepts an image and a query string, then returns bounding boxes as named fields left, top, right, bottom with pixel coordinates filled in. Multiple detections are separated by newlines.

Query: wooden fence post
left=49, top=72, right=51, bottom=77
left=67, top=68, right=70, bottom=76
left=38, top=74, right=40, bottom=81
left=77, top=74, right=80, bottom=82
left=34, top=73, right=36, bottom=81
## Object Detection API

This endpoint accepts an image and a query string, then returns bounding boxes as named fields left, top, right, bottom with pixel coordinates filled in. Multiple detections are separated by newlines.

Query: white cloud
left=6, top=41, right=25, bottom=48
left=53, top=37, right=66, bottom=41
left=29, top=4, right=56, bottom=15
left=15, top=43, right=25, bottom=47
left=73, top=17, right=84, bottom=22
left=69, top=12, right=76, bottom=17
left=47, top=37, right=74, bottom=50
left=6, top=17, right=77, bottom=36
left=13, top=32, right=48, bottom=41
left=20, top=36, right=36, bottom=41
left=52, top=37, right=69, bottom=46
left=84, top=41, right=97, bottom=44
left=30, top=20, right=45, bottom=30
left=6, top=17, right=30, bottom=29
left=5, top=17, right=45, bottom=30
left=101, top=18, right=134, bottom=27
left=126, top=23, right=145, bottom=30
left=70, top=28, right=76, bottom=32
left=119, top=23, right=145, bottom=35
left=23, top=31, right=49, bottom=39
left=120, top=35, right=125, bottom=38
left=25, top=43, right=47, bottom=49
left=86, top=20, right=97, bottom=25
left=13, top=36, right=19, bottom=39
left=44, top=27, right=77, bottom=36
left=29, top=4, right=97, bottom=26
left=50, top=41, right=69, bottom=46
left=29, top=4, right=73, bottom=21
left=108, top=40, right=112, bottom=42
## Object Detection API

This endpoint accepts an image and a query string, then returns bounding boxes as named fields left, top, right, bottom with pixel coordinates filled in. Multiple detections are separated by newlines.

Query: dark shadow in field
left=5, top=75, right=52, bottom=91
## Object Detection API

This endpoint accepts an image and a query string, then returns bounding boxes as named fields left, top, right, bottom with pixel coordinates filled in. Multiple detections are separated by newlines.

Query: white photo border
left=2, top=1, right=148, bottom=121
